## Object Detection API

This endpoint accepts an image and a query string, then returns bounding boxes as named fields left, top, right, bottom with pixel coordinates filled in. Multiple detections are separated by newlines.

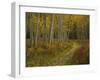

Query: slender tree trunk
left=29, top=13, right=32, bottom=47
left=58, top=15, right=63, bottom=42
left=35, top=14, right=40, bottom=47
left=43, top=14, right=47, bottom=41
left=50, top=14, right=55, bottom=44
left=30, top=15, right=34, bottom=47
left=67, top=15, right=72, bottom=40
left=30, top=27, right=34, bottom=47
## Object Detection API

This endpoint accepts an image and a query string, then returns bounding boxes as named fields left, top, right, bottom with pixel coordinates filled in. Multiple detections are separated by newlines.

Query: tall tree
left=35, top=14, right=40, bottom=47
left=58, top=15, right=63, bottom=41
left=68, top=15, right=72, bottom=39
left=43, top=14, right=47, bottom=41
left=30, top=14, right=34, bottom=47
left=29, top=13, right=32, bottom=47
left=50, top=14, right=55, bottom=44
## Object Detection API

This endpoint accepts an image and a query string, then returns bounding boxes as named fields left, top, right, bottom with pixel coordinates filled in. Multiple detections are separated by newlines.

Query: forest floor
left=26, top=40, right=89, bottom=67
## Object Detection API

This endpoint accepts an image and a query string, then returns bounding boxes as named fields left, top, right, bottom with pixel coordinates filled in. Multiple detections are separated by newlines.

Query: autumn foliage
left=26, top=12, right=89, bottom=67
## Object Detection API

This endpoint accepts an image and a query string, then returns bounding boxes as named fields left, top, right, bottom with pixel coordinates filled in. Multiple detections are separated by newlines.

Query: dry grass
left=26, top=40, right=89, bottom=67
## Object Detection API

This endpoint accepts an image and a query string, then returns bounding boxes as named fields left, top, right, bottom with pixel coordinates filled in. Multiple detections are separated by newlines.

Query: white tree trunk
left=35, top=14, right=40, bottom=47
left=50, top=14, right=55, bottom=44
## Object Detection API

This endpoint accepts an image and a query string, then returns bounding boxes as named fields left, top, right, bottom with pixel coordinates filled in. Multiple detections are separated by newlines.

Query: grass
left=26, top=40, right=89, bottom=67
left=71, top=40, right=89, bottom=64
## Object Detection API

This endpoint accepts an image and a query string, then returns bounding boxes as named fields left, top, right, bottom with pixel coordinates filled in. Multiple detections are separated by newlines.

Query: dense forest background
left=26, top=12, right=89, bottom=67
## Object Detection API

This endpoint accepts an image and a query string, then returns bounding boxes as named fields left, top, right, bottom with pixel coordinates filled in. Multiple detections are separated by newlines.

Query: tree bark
left=58, top=15, right=63, bottom=42
left=43, top=14, right=47, bottom=41
left=30, top=14, right=34, bottom=47
left=29, top=13, right=32, bottom=47
left=50, top=14, right=55, bottom=44
left=35, top=14, right=40, bottom=47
